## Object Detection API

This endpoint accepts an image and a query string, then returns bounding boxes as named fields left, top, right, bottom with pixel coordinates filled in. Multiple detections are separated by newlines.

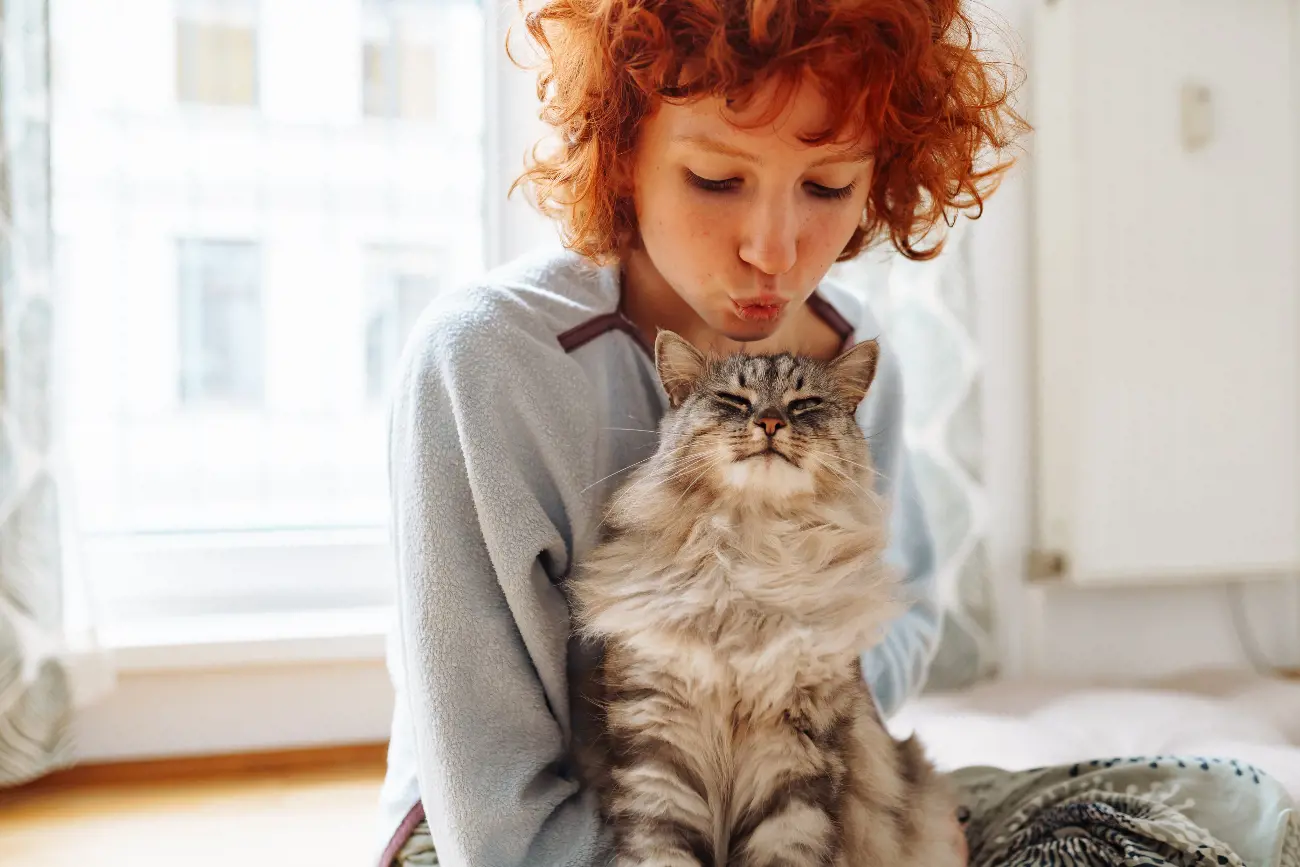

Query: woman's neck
left=619, top=248, right=844, bottom=361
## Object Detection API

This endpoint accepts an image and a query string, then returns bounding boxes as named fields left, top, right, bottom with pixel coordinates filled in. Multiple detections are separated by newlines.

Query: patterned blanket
left=954, top=756, right=1299, bottom=867
left=388, top=756, right=1300, bottom=866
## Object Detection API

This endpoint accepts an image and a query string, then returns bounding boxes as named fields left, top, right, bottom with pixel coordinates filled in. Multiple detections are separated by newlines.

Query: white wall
left=75, top=660, right=394, bottom=762
left=972, top=0, right=1300, bottom=681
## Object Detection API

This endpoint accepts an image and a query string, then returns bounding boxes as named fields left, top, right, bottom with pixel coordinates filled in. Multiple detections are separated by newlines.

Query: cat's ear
left=655, top=330, right=707, bottom=407
left=828, top=339, right=880, bottom=406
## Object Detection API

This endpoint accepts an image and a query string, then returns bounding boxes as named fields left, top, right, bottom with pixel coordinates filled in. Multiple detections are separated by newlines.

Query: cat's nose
left=755, top=415, right=785, bottom=437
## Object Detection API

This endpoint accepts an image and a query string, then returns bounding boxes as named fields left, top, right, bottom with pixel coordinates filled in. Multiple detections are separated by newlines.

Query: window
left=53, top=0, right=490, bottom=630
left=361, top=1, right=439, bottom=120
left=175, top=0, right=259, bottom=107
left=364, top=247, right=442, bottom=401
left=178, top=239, right=264, bottom=407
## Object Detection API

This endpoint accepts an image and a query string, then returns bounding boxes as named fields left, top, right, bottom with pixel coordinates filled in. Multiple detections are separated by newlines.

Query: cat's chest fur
left=575, top=500, right=898, bottom=718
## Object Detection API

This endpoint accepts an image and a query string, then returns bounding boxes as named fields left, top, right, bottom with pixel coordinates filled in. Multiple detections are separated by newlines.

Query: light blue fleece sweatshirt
left=378, top=248, right=941, bottom=866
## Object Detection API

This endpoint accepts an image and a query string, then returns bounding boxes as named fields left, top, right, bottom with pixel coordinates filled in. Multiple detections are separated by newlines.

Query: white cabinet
left=1032, top=0, right=1300, bottom=585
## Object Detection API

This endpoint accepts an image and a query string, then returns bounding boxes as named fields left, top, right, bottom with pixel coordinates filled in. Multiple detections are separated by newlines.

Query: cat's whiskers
left=820, top=459, right=873, bottom=498
left=815, top=454, right=886, bottom=512
left=819, top=451, right=893, bottom=494
left=581, top=442, right=696, bottom=495
left=650, top=452, right=718, bottom=491
left=580, top=458, right=655, bottom=495
left=826, top=441, right=897, bottom=489
left=818, top=452, right=877, bottom=480
left=663, top=452, right=722, bottom=515
left=619, top=447, right=714, bottom=497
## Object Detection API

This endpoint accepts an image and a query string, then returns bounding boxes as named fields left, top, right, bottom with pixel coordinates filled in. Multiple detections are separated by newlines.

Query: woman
left=378, top=1, right=1298, bottom=865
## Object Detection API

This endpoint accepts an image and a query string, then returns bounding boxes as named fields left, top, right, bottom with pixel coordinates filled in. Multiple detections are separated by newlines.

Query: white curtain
left=834, top=218, right=998, bottom=691
left=0, top=0, right=76, bottom=786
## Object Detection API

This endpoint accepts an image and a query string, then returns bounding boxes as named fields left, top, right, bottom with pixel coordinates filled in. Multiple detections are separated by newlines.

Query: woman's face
left=628, top=79, right=874, bottom=343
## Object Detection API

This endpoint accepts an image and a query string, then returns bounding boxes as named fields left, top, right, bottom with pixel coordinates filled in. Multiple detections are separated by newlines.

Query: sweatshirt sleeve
left=387, top=296, right=613, bottom=867
left=855, top=336, right=943, bottom=719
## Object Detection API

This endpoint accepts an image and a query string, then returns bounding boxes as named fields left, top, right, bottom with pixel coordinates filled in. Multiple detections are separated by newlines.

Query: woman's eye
left=715, top=392, right=752, bottom=411
left=805, top=181, right=856, bottom=201
left=788, top=397, right=823, bottom=415
left=686, top=170, right=741, bottom=194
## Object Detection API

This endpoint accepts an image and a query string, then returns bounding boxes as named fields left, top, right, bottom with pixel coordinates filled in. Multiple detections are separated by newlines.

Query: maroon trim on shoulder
left=806, top=292, right=855, bottom=346
left=557, top=311, right=654, bottom=358
left=559, top=293, right=852, bottom=359
left=379, top=800, right=427, bottom=867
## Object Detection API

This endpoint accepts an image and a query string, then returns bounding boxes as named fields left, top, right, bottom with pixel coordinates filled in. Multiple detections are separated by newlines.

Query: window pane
left=362, top=1, right=439, bottom=120
left=178, top=239, right=263, bottom=406
left=176, top=1, right=259, bottom=107
left=364, top=246, right=441, bottom=401
left=361, top=41, right=391, bottom=118
left=398, top=42, right=437, bottom=120
left=54, top=0, right=486, bottom=538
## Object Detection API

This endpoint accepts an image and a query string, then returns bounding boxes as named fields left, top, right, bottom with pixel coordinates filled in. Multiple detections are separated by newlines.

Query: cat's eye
left=714, top=392, right=753, bottom=412
left=788, top=397, right=823, bottom=415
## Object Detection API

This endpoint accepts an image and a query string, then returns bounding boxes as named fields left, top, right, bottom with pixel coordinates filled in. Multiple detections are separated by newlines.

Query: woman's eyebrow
left=671, top=134, right=761, bottom=163
left=808, top=148, right=875, bottom=168
left=671, top=134, right=874, bottom=168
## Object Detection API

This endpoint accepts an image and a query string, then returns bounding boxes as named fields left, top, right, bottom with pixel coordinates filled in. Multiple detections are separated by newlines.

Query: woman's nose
left=738, top=195, right=798, bottom=276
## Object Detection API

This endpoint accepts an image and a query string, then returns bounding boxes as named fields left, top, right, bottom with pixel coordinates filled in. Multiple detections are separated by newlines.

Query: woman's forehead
left=653, top=85, right=875, bottom=162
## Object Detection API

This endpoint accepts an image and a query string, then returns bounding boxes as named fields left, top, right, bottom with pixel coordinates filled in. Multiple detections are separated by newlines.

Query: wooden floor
left=0, top=744, right=389, bottom=867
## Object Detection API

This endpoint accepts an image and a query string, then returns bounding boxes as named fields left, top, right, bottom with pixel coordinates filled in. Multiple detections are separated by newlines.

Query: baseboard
left=74, top=659, right=395, bottom=763
left=19, top=741, right=388, bottom=792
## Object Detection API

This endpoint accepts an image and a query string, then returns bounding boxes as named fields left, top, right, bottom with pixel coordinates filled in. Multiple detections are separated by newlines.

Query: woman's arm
left=855, top=337, right=943, bottom=718
left=387, top=300, right=611, bottom=867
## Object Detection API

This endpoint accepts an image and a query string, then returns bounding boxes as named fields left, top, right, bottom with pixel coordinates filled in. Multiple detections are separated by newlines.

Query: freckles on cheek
left=678, top=201, right=719, bottom=242
left=816, top=207, right=862, bottom=253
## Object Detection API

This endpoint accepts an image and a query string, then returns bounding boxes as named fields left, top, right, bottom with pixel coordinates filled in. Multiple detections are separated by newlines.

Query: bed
left=892, top=668, right=1300, bottom=802
left=885, top=670, right=1300, bottom=864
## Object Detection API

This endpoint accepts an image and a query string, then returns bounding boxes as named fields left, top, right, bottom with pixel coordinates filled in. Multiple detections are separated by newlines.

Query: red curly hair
left=513, top=0, right=1026, bottom=262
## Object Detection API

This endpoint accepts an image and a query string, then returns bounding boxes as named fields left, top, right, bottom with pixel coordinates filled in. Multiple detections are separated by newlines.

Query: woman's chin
left=711, top=311, right=784, bottom=343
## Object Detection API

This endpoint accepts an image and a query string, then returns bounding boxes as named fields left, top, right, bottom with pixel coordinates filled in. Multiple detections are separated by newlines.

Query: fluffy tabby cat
left=569, top=331, right=961, bottom=867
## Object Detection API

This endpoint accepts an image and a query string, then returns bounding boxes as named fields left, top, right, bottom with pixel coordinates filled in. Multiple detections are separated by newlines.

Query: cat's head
left=648, top=330, right=879, bottom=505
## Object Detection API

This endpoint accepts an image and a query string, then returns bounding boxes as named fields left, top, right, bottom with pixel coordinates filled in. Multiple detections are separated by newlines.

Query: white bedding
left=890, top=669, right=1300, bottom=802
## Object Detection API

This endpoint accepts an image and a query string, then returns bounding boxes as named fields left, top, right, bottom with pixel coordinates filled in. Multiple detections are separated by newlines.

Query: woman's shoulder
left=397, top=247, right=622, bottom=388
left=416, top=246, right=620, bottom=352
left=386, top=248, right=628, bottom=490
left=814, top=271, right=886, bottom=344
